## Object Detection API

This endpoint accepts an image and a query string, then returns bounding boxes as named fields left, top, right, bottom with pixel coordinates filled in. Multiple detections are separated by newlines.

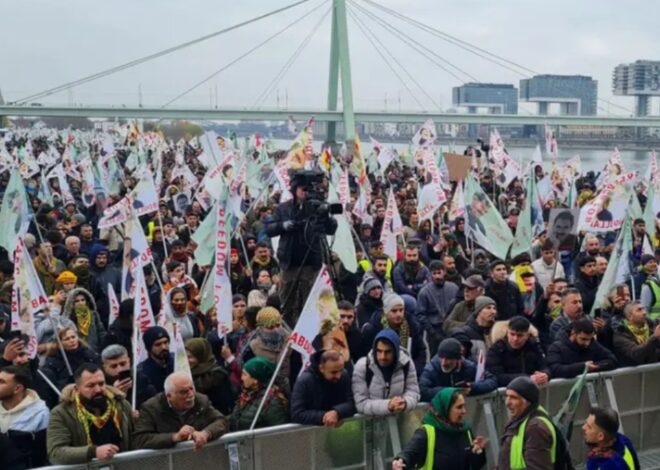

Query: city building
left=519, top=75, right=598, bottom=115
left=613, top=60, right=660, bottom=116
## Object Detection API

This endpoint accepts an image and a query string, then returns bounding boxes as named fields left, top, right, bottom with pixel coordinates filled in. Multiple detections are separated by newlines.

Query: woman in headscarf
left=392, top=388, right=487, bottom=470
left=39, top=327, right=101, bottom=408
left=185, top=337, right=234, bottom=414
left=168, top=287, right=201, bottom=341
left=229, top=357, right=288, bottom=431
left=62, top=287, right=106, bottom=352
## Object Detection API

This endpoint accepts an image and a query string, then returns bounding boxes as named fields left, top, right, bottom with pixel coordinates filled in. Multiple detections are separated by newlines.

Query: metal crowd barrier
left=36, top=363, right=660, bottom=470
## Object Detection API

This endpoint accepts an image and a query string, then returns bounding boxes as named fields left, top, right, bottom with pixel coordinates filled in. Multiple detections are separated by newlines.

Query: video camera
left=290, top=170, right=343, bottom=219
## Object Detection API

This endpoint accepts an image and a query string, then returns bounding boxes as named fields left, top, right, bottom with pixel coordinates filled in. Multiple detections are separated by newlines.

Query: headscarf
left=422, top=387, right=472, bottom=434
left=185, top=338, right=217, bottom=375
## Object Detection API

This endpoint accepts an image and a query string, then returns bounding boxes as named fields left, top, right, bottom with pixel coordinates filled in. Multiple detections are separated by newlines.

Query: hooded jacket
left=485, top=278, right=524, bottom=321
left=352, top=329, right=420, bottom=416
left=47, top=384, right=133, bottom=465
left=88, top=245, right=121, bottom=325
left=62, top=287, right=107, bottom=352
left=290, top=349, right=356, bottom=425
left=547, top=330, right=618, bottom=379
left=419, top=355, right=497, bottom=402
left=0, top=389, right=49, bottom=469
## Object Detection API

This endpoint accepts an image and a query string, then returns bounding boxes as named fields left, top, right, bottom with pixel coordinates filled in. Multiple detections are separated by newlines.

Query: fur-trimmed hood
left=62, top=287, right=98, bottom=319
left=490, top=320, right=538, bottom=344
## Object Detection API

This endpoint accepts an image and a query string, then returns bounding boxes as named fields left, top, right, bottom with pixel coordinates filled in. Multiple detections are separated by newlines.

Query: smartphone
left=117, top=369, right=132, bottom=381
left=454, top=380, right=466, bottom=387
left=7, top=330, right=23, bottom=341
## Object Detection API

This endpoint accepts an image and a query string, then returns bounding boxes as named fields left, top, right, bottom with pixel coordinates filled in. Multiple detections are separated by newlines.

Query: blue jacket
left=419, top=355, right=497, bottom=402
left=392, top=262, right=431, bottom=298
left=585, top=433, right=639, bottom=470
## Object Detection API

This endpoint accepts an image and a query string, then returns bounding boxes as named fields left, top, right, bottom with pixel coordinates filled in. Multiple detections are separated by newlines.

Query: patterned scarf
left=74, top=304, right=92, bottom=337
left=381, top=315, right=410, bottom=348
left=74, top=392, right=123, bottom=446
left=238, top=384, right=288, bottom=411
left=625, top=320, right=649, bottom=345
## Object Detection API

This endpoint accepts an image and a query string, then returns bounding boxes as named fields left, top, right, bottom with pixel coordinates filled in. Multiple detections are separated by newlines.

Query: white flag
left=108, top=283, right=120, bottom=326
left=214, top=204, right=233, bottom=337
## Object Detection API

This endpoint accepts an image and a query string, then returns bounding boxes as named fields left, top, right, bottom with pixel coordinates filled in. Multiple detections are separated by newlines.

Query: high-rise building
left=613, top=60, right=660, bottom=116
left=519, top=75, right=598, bottom=115
left=452, top=83, right=518, bottom=114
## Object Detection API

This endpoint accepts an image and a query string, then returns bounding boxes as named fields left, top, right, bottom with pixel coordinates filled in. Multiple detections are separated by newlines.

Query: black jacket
left=137, top=354, right=175, bottom=394
left=356, top=293, right=383, bottom=328
left=264, top=199, right=337, bottom=271
left=40, top=347, right=101, bottom=407
left=419, top=355, right=497, bottom=401
left=485, top=279, right=524, bottom=321
left=547, top=331, right=617, bottom=379
left=399, top=426, right=486, bottom=470
left=574, top=271, right=599, bottom=315
left=486, top=338, right=549, bottom=387
left=290, top=350, right=356, bottom=425
left=0, top=428, right=48, bottom=470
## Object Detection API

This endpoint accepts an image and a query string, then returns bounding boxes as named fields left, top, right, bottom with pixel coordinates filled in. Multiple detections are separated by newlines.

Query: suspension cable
left=161, top=0, right=329, bottom=108
left=358, top=0, right=632, bottom=116
left=348, top=6, right=434, bottom=110
left=349, top=0, right=478, bottom=84
left=13, top=0, right=313, bottom=105
left=252, top=6, right=331, bottom=109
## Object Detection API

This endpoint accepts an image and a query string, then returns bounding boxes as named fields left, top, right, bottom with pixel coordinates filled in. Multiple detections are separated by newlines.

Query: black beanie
left=507, top=376, right=539, bottom=405
left=143, top=326, right=170, bottom=352
left=437, top=338, right=463, bottom=359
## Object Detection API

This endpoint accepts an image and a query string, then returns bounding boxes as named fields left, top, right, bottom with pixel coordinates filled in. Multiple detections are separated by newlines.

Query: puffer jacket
left=47, top=384, right=133, bottom=464
left=486, top=321, right=549, bottom=387
left=352, top=329, right=420, bottom=416
left=62, top=287, right=107, bottom=352
left=419, top=355, right=497, bottom=401
left=547, top=330, right=617, bottom=379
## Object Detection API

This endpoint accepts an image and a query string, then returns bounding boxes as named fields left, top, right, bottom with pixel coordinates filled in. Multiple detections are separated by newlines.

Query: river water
left=270, top=139, right=654, bottom=173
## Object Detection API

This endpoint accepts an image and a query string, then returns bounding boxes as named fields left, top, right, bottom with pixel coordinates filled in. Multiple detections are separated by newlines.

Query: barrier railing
left=35, top=363, right=660, bottom=470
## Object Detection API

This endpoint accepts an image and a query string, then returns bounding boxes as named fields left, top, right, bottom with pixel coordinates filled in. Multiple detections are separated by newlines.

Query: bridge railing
left=36, top=362, right=660, bottom=470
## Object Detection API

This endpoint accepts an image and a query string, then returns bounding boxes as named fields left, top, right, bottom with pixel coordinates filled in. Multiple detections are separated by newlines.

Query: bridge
left=2, top=0, right=656, bottom=146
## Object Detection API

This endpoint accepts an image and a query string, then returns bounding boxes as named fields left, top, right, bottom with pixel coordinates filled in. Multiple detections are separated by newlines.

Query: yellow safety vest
left=420, top=424, right=473, bottom=470
left=510, top=410, right=556, bottom=470
left=647, top=279, right=660, bottom=321
left=621, top=444, right=637, bottom=470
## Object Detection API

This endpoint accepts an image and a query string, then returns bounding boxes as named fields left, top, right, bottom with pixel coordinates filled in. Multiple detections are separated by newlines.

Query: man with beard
left=582, top=407, right=639, bottom=470
left=499, top=377, right=565, bottom=470
left=291, top=350, right=356, bottom=427
left=442, top=255, right=462, bottom=286
left=0, top=366, right=49, bottom=469
left=419, top=338, right=496, bottom=401
left=550, top=288, right=604, bottom=342
left=47, top=364, right=133, bottom=464
left=78, top=224, right=98, bottom=256
left=359, top=254, right=392, bottom=296
left=137, top=326, right=174, bottom=393
left=547, top=318, right=617, bottom=379
left=415, top=261, right=459, bottom=355
left=451, top=296, right=497, bottom=362
left=132, top=372, right=227, bottom=450
left=101, top=345, right=156, bottom=409
left=392, top=246, right=431, bottom=311
left=443, top=275, right=485, bottom=335
left=89, top=245, right=121, bottom=327
left=250, top=242, right=280, bottom=286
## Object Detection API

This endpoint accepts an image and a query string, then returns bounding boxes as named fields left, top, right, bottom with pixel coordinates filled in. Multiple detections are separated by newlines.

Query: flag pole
left=47, top=313, right=74, bottom=377
left=37, top=369, right=61, bottom=397
left=157, top=210, right=169, bottom=260
left=249, top=341, right=291, bottom=431
left=131, top=325, right=139, bottom=410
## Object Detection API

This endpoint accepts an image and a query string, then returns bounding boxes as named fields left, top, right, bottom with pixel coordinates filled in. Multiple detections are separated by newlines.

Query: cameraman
left=265, top=172, right=338, bottom=326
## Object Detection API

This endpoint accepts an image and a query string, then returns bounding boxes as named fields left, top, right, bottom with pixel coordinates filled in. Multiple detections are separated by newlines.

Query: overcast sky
left=1, top=0, right=658, bottom=116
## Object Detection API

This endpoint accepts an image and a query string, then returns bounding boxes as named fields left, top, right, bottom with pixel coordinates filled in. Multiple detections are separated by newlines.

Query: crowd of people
left=0, top=123, right=650, bottom=470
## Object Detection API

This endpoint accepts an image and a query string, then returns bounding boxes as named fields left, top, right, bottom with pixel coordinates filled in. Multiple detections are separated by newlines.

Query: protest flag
left=553, top=366, right=589, bottom=441
left=0, top=169, right=30, bottom=255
